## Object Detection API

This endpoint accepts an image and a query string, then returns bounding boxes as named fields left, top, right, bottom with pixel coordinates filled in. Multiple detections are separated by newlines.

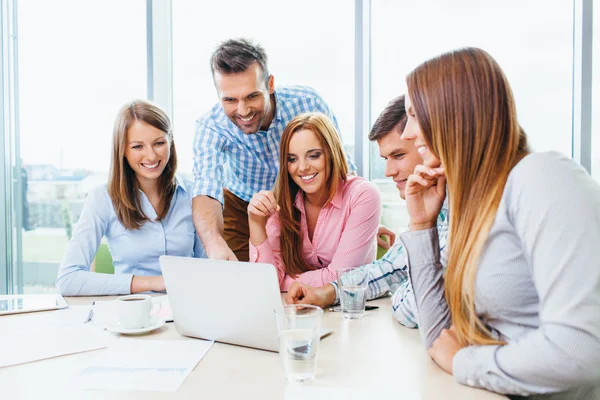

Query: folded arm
left=399, top=228, right=452, bottom=347
left=452, top=156, right=600, bottom=395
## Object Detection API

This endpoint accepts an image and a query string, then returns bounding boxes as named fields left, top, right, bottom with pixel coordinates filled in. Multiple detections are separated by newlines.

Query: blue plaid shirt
left=332, top=200, right=449, bottom=328
left=192, top=86, right=356, bottom=203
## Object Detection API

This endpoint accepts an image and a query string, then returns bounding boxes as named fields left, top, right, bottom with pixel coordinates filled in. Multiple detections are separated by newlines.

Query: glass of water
left=336, top=267, right=369, bottom=319
left=274, top=304, right=323, bottom=383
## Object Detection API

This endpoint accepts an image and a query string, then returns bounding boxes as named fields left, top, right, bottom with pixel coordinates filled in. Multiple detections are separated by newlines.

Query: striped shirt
left=192, top=86, right=356, bottom=203
left=249, top=176, right=381, bottom=290
left=331, top=200, right=449, bottom=328
left=400, top=152, right=600, bottom=397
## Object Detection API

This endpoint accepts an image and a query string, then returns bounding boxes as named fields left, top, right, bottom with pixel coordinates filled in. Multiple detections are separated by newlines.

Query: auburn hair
left=274, top=112, right=349, bottom=277
left=406, top=47, right=529, bottom=346
left=108, top=100, right=177, bottom=230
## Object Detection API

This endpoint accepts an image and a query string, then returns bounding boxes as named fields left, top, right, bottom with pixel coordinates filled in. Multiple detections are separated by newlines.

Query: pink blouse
left=249, top=175, right=382, bottom=290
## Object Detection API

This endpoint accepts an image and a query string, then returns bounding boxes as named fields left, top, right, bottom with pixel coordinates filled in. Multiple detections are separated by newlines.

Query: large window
left=14, top=0, right=147, bottom=293
left=1, top=1, right=595, bottom=294
left=370, top=0, right=574, bottom=230
left=171, top=0, right=355, bottom=177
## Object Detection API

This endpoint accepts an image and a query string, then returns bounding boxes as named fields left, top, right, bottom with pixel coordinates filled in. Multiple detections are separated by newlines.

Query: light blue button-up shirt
left=56, top=176, right=205, bottom=296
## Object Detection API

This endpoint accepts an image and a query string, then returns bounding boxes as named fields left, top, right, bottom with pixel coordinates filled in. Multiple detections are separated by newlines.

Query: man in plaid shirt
left=192, top=38, right=356, bottom=262
left=285, top=95, right=449, bottom=328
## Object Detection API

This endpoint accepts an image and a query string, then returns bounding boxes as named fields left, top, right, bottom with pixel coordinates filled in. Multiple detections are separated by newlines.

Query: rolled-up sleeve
left=192, top=115, right=228, bottom=204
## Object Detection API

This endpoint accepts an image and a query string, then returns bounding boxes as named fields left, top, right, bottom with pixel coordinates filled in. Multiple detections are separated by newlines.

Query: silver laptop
left=160, top=255, right=288, bottom=352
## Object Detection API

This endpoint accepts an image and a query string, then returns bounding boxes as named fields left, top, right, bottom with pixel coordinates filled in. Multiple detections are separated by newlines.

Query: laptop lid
left=160, top=256, right=284, bottom=352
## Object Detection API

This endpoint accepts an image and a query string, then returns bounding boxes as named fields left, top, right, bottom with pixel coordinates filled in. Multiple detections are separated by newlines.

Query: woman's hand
left=247, top=190, right=280, bottom=224
left=131, top=276, right=166, bottom=293
left=405, top=165, right=446, bottom=231
left=248, top=190, right=280, bottom=247
left=285, top=282, right=336, bottom=308
left=428, top=326, right=465, bottom=375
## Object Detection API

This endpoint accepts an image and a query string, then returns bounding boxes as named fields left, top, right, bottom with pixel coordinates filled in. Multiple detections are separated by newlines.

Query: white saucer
left=106, top=317, right=165, bottom=335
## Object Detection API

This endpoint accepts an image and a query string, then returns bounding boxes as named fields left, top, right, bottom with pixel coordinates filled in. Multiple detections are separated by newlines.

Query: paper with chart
left=77, top=338, right=214, bottom=392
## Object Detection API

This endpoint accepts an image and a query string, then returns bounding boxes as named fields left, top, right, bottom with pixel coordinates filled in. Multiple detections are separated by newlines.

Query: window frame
left=0, top=0, right=594, bottom=294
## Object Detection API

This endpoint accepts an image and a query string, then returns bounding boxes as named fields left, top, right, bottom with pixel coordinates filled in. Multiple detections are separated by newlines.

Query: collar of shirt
left=252, top=89, right=283, bottom=133
left=137, top=175, right=188, bottom=219
left=272, top=89, right=283, bottom=125
left=174, top=175, right=188, bottom=194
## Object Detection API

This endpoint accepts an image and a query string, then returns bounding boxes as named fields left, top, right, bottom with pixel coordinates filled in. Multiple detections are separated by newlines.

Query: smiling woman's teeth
left=417, top=146, right=428, bottom=155
left=142, top=162, right=159, bottom=169
left=301, top=173, right=317, bottom=181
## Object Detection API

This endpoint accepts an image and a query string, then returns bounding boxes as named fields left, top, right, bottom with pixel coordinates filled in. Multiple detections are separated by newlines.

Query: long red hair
left=273, top=112, right=349, bottom=277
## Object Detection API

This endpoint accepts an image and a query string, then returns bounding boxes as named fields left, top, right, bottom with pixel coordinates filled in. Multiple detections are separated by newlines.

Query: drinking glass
left=274, top=304, right=323, bottom=382
left=336, top=267, right=369, bottom=319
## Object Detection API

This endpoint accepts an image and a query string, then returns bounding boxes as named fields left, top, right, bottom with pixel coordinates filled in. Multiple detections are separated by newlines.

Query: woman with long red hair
left=247, top=112, right=381, bottom=291
left=399, top=47, right=600, bottom=398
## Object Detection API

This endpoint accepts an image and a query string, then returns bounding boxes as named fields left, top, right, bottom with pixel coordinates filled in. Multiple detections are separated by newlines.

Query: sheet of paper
left=92, top=295, right=172, bottom=327
left=0, top=324, right=111, bottom=368
left=0, top=305, right=92, bottom=335
left=77, top=338, right=214, bottom=392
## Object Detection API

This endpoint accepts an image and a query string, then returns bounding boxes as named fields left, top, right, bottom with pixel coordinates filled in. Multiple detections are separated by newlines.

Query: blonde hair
left=274, top=112, right=349, bottom=277
left=108, top=100, right=177, bottom=230
left=407, top=48, right=529, bottom=346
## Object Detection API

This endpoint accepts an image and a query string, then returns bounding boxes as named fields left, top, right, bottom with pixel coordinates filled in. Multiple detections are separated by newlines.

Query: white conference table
left=0, top=295, right=506, bottom=400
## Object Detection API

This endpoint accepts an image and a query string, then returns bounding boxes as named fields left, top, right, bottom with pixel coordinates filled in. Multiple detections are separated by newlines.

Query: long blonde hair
left=407, top=48, right=529, bottom=346
left=274, top=112, right=349, bottom=277
left=108, top=100, right=177, bottom=230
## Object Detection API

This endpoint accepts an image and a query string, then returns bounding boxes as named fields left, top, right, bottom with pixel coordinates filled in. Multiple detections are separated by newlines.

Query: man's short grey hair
left=210, top=38, right=270, bottom=85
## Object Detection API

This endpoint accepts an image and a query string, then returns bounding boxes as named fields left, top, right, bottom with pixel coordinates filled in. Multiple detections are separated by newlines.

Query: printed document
left=77, top=338, right=214, bottom=392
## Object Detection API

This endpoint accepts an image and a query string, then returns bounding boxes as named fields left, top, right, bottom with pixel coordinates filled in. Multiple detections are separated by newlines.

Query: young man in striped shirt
left=285, top=95, right=449, bottom=328
left=191, top=38, right=356, bottom=262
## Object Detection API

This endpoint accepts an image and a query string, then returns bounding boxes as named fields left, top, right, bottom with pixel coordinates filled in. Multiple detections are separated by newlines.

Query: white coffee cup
left=117, top=294, right=161, bottom=329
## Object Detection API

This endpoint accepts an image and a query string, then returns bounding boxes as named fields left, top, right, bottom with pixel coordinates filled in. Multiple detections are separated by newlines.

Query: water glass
left=274, top=304, right=323, bottom=383
left=336, top=267, right=369, bottom=319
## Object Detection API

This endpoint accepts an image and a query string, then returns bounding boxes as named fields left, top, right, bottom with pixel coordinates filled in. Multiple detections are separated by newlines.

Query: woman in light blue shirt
left=56, top=100, right=205, bottom=296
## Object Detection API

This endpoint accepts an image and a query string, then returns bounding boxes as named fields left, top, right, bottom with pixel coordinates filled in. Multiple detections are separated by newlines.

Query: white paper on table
left=0, top=305, right=93, bottom=335
left=77, top=338, right=214, bottom=392
left=92, top=295, right=172, bottom=327
left=88, top=299, right=119, bottom=326
left=0, top=324, right=112, bottom=368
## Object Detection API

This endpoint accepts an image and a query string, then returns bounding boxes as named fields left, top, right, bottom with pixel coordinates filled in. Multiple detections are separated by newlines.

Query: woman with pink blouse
left=247, top=112, right=381, bottom=291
